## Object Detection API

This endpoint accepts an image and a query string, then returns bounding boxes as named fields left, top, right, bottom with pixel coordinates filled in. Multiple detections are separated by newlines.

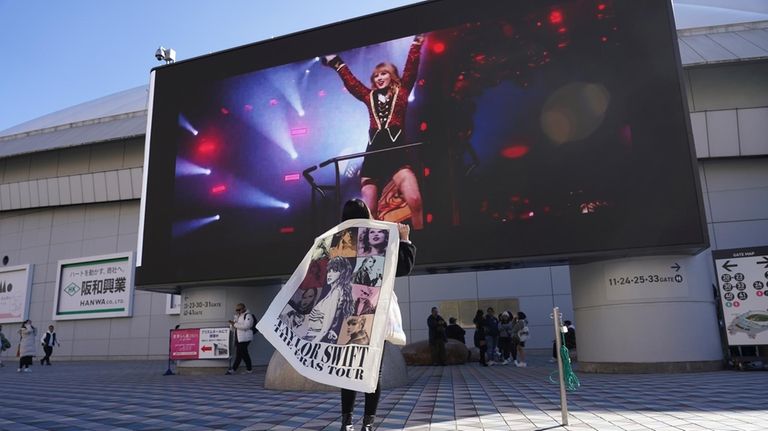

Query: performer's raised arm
left=401, top=34, right=424, bottom=91
left=323, top=54, right=370, bottom=102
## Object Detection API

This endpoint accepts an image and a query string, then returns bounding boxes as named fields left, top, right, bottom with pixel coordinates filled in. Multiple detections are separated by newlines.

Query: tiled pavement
left=0, top=352, right=766, bottom=431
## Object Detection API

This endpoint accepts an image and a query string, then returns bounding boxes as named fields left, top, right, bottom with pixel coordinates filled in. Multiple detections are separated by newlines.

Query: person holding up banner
left=338, top=198, right=416, bottom=431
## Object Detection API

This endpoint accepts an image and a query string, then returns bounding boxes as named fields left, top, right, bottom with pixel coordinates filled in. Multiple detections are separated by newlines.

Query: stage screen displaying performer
left=138, top=0, right=708, bottom=287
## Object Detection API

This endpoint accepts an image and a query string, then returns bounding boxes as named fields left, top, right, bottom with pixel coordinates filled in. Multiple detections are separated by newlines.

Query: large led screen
left=138, top=0, right=708, bottom=287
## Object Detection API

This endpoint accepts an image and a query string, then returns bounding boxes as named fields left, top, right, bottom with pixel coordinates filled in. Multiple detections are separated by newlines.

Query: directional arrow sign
left=671, top=262, right=681, bottom=272
left=757, top=257, right=768, bottom=268
left=722, top=260, right=737, bottom=272
left=201, top=345, right=212, bottom=352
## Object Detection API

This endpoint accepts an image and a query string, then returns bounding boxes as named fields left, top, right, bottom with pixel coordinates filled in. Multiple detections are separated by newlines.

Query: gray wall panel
left=130, top=167, right=143, bottom=199
left=123, top=140, right=145, bottom=168
left=81, top=174, right=95, bottom=203
left=0, top=184, right=10, bottom=210
left=46, top=178, right=60, bottom=206
left=690, top=112, right=709, bottom=158
left=57, top=147, right=90, bottom=176
left=688, top=62, right=768, bottom=111
left=37, top=179, right=49, bottom=206
left=706, top=110, right=739, bottom=157
left=58, top=176, right=71, bottom=205
left=117, top=169, right=133, bottom=200
left=3, top=156, right=30, bottom=182
left=9, top=182, right=21, bottom=209
left=92, top=172, right=107, bottom=201
left=69, top=175, right=84, bottom=204
left=104, top=171, right=120, bottom=201
left=29, top=179, right=40, bottom=206
left=18, top=181, right=31, bottom=208
left=737, top=107, right=768, bottom=156
left=29, top=151, right=59, bottom=179
left=708, top=188, right=768, bottom=222
left=90, top=141, right=125, bottom=172
left=82, top=236, right=118, bottom=256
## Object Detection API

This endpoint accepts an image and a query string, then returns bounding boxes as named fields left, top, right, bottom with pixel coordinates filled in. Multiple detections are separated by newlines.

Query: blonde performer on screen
left=336, top=199, right=416, bottom=431
left=323, top=35, right=426, bottom=229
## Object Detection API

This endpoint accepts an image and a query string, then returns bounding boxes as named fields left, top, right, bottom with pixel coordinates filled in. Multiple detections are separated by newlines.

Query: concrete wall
left=0, top=200, right=178, bottom=360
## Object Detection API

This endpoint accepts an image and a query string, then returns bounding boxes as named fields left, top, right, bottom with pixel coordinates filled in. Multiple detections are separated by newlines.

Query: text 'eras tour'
left=274, top=318, right=369, bottom=380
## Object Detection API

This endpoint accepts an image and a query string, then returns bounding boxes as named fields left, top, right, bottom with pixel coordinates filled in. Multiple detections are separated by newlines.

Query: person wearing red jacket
left=323, top=35, right=425, bottom=230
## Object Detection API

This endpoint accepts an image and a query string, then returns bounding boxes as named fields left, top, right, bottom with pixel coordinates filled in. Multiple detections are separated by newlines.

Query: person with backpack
left=226, top=303, right=256, bottom=375
left=511, top=311, right=529, bottom=367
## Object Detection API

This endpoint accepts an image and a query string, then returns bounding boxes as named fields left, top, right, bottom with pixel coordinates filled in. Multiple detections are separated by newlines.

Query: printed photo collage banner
left=258, top=219, right=400, bottom=393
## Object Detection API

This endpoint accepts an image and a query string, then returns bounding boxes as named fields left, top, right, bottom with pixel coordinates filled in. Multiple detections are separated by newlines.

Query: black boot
left=362, top=415, right=375, bottom=431
left=340, top=413, right=354, bottom=431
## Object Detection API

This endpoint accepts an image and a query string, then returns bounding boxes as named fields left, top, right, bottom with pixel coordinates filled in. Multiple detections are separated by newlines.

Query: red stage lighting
left=426, top=213, right=433, bottom=224
left=431, top=42, right=446, bottom=54
left=280, top=227, right=295, bottom=234
left=420, top=122, right=428, bottom=132
left=284, top=173, right=301, bottom=182
left=211, top=184, right=227, bottom=194
left=549, top=10, right=564, bottom=25
left=597, top=3, right=606, bottom=11
left=423, top=167, right=431, bottom=177
left=269, top=99, right=279, bottom=106
left=220, top=107, right=230, bottom=115
left=197, top=138, right=218, bottom=155
left=501, top=145, right=529, bottom=159
left=290, top=127, right=308, bottom=136
left=558, top=27, right=567, bottom=33
left=601, top=36, right=608, bottom=43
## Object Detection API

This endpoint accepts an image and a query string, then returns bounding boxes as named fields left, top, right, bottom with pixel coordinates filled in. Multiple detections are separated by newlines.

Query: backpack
left=249, top=313, right=259, bottom=334
left=517, top=324, right=530, bottom=342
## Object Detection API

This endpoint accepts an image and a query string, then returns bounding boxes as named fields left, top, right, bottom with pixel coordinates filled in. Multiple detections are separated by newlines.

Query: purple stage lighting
left=175, top=158, right=212, bottom=176
left=178, top=113, right=198, bottom=136
left=172, top=214, right=221, bottom=237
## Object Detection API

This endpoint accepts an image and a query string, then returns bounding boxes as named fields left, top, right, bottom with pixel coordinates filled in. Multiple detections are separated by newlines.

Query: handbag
left=384, top=292, right=407, bottom=346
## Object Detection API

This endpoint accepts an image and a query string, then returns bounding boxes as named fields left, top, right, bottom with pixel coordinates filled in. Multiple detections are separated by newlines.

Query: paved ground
left=0, top=352, right=766, bottom=431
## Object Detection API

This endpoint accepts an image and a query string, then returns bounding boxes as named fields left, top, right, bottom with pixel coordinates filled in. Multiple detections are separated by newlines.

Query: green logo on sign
left=64, top=283, right=80, bottom=296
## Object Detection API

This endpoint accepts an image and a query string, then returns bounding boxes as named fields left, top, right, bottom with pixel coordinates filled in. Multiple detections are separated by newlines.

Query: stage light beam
left=178, top=114, right=198, bottom=136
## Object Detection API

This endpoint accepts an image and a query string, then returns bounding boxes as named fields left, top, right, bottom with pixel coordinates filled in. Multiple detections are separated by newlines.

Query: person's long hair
left=342, top=198, right=371, bottom=221
left=473, top=310, right=484, bottom=327
left=327, top=257, right=355, bottom=318
left=369, top=62, right=402, bottom=97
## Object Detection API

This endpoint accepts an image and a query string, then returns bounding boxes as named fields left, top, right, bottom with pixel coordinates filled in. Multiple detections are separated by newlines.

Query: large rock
left=264, top=341, right=409, bottom=391
left=401, top=339, right=469, bottom=365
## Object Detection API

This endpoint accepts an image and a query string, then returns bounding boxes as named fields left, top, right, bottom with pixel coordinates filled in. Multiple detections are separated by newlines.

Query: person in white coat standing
left=226, top=303, right=255, bottom=375
left=17, top=320, right=37, bottom=373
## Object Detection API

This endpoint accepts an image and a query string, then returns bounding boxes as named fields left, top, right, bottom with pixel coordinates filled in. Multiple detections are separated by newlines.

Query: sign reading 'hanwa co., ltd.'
left=53, top=252, right=135, bottom=320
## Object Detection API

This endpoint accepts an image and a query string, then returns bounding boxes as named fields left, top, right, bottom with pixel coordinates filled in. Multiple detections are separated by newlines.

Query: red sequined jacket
left=332, top=41, right=422, bottom=132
